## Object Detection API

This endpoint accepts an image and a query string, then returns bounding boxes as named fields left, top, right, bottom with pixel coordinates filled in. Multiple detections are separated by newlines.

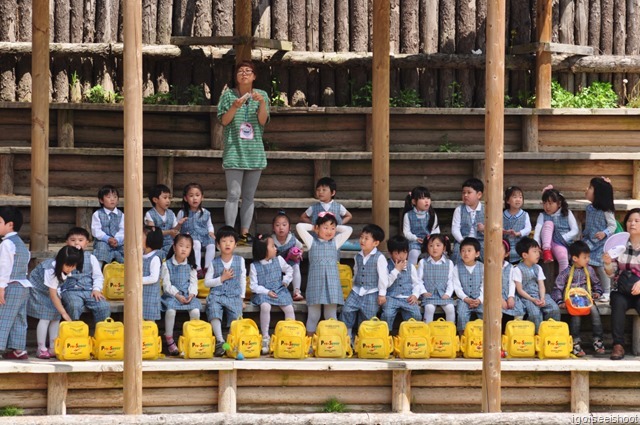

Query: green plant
left=143, top=91, right=177, bottom=105
left=626, top=79, right=640, bottom=108
left=350, top=81, right=373, bottom=107
left=69, top=71, right=79, bottom=88
left=0, top=406, right=23, bottom=416
left=85, top=84, right=122, bottom=104
left=182, top=84, right=206, bottom=106
left=444, top=81, right=464, bottom=108
left=270, top=76, right=286, bottom=107
left=437, top=135, right=460, bottom=152
left=322, top=397, right=346, bottom=413
left=390, top=88, right=423, bottom=107
left=551, top=80, right=618, bottom=108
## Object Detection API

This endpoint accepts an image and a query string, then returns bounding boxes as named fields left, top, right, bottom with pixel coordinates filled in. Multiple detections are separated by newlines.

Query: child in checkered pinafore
left=300, top=177, right=353, bottom=225
left=418, top=234, right=456, bottom=323
left=204, top=226, right=246, bottom=357
left=451, top=178, right=485, bottom=265
left=28, top=246, right=83, bottom=359
left=403, top=186, right=441, bottom=267
left=502, top=186, right=531, bottom=264
left=142, top=226, right=163, bottom=322
left=272, top=210, right=304, bottom=301
left=145, top=184, right=187, bottom=260
left=250, top=235, right=295, bottom=354
left=177, top=183, right=216, bottom=279
left=296, top=214, right=353, bottom=336
left=0, top=207, right=31, bottom=360
left=380, top=235, right=422, bottom=331
left=161, top=234, right=201, bottom=356
left=500, top=240, right=524, bottom=330
left=340, top=224, right=389, bottom=337
left=453, top=237, right=484, bottom=334
left=91, top=185, right=125, bottom=267
left=582, top=177, right=616, bottom=302
left=514, top=237, right=560, bottom=333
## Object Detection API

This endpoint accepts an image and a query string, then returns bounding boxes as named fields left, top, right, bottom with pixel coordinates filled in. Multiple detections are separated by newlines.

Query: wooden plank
left=539, top=130, right=640, bottom=147
left=0, top=373, right=47, bottom=390
left=234, top=0, right=252, bottom=64
left=47, top=373, right=68, bottom=415
left=392, top=370, right=411, bottom=413
left=512, top=42, right=594, bottom=55
left=156, top=157, right=174, bottom=193
left=314, top=159, right=331, bottom=183
left=66, top=371, right=218, bottom=389
left=0, top=154, right=14, bottom=195
left=0, top=390, right=48, bottom=409
left=253, top=37, right=294, bottom=51
left=170, top=36, right=240, bottom=46
left=56, top=109, right=74, bottom=147
left=590, top=388, right=640, bottom=406
left=66, top=387, right=217, bottom=408
left=539, top=115, right=640, bottom=131
left=218, top=370, right=237, bottom=413
left=413, top=386, right=570, bottom=405
left=535, top=0, right=552, bottom=108
left=633, top=161, right=640, bottom=200
left=75, top=207, right=93, bottom=231
left=522, top=115, right=539, bottom=152
left=571, top=371, right=589, bottom=413
left=411, top=370, right=571, bottom=388
left=237, top=386, right=391, bottom=405
left=590, top=372, right=640, bottom=388
left=236, top=370, right=392, bottom=387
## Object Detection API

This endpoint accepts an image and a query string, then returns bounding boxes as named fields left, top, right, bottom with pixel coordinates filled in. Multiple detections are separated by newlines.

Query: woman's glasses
left=237, top=69, right=253, bottom=75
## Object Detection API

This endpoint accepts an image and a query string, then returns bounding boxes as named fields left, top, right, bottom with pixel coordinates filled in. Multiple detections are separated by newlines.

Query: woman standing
left=603, top=208, right=640, bottom=360
left=217, top=61, right=270, bottom=245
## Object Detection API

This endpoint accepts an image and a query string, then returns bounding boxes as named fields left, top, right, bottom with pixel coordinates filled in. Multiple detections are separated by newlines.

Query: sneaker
left=261, top=336, right=270, bottom=355
left=572, top=342, right=585, bottom=357
left=593, top=338, right=605, bottom=354
left=292, top=290, right=305, bottom=302
left=215, top=341, right=226, bottom=357
left=36, top=348, right=51, bottom=360
left=598, top=293, right=610, bottom=303
left=238, top=233, right=254, bottom=246
left=542, top=249, right=554, bottom=263
left=2, top=350, right=28, bottom=360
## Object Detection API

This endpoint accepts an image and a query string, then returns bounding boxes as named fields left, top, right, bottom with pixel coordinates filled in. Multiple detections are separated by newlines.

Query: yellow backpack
left=338, top=263, right=353, bottom=300
left=92, top=317, right=125, bottom=360
left=54, top=321, right=92, bottom=361
left=197, top=278, right=208, bottom=298
left=428, top=318, right=459, bottom=359
left=312, top=318, right=353, bottom=358
left=269, top=319, right=311, bottom=359
left=460, top=319, right=483, bottom=359
left=393, top=318, right=431, bottom=359
left=178, top=319, right=215, bottom=359
left=103, top=262, right=125, bottom=300
left=535, top=318, right=573, bottom=359
left=226, top=317, right=262, bottom=359
left=354, top=317, right=393, bottom=359
left=142, top=320, right=162, bottom=360
left=501, top=319, right=536, bottom=358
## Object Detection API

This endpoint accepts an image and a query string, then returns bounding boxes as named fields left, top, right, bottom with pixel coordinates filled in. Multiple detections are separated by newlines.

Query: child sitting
left=340, top=224, right=389, bottom=337
left=403, top=186, right=440, bottom=266
left=451, top=178, right=485, bottom=264
left=500, top=240, right=524, bottom=329
left=204, top=226, right=246, bottom=357
left=142, top=226, right=164, bottom=322
left=502, top=186, right=531, bottom=264
left=145, top=184, right=187, bottom=259
left=514, top=237, right=561, bottom=332
left=91, top=185, right=124, bottom=267
left=177, top=183, right=216, bottom=279
left=271, top=210, right=304, bottom=301
left=453, top=237, right=484, bottom=335
left=61, top=227, right=111, bottom=324
left=250, top=235, right=295, bottom=354
left=0, top=207, right=31, bottom=360
left=418, top=234, right=455, bottom=323
left=380, top=235, right=422, bottom=331
left=161, top=234, right=201, bottom=356
left=28, top=246, right=83, bottom=359
left=300, top=177, right=352, bottom=225
left=552, top=241, right=604, bottom=356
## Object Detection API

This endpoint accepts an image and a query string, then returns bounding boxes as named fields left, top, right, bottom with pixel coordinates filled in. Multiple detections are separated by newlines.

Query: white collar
left=427, top=256, right=447, bottom=265
left=170, top=256, right=188, bottom=266
left=143, top=250, right=158, bottom=259
left=359, top=247, right=379, bottom=260
left=465, top=203, right=482, bottom=213
left=103, top=207, right=120, bottom=215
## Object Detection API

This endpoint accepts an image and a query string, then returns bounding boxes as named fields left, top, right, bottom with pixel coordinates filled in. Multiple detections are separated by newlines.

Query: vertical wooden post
left=235, top=0, right=252, bottom=64
left=482, top=0, right=505, bottom=413
left=31, top=0, right=50, bottom=253
left=75, top=207, right=93, bottom=232
left=392, top=370, right=411, bottom=413
left=535, top=0, right=552, bottom=108
left=371, top=0, right=390, bottom=241
left=522, top=114, right=539, bottom=153
left=218, top=370, right=237, bottom=413
left=571, top=371, right=590, bottom=413
left=314, top=159, right=331, bottom=182
left=57, top=109, right=75, bottom=148
left=365, top=114, right=373, bottom=152
left=123, top=0, right=143, bottom=415
left=157, top=157, right=174, bottom=194
left=211, top=113, right=224, bottom=149
left=0, top=155, right=14, bottom=195
left=632, top=160, right=640, bottom=200
left=47, top=373, right=68, bottom=415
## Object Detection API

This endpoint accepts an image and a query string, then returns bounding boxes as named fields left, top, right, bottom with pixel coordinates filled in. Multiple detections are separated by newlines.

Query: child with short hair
left=271, top=210, right=304, bottom=301
left=451, top=178, right=485, bottom=264
left=28, top=246, right=83, bottom=359
left=453, top=237, right=484, bottom=334
left=552, top=241, right=604, bottom=356
left=142, top=226, right=164, bottom=322
left=340, top=224, right=389, bottom=337
left=514, top=237, right=561, bottom=332
left=380, top=235, right=422, bottom=330
left=500, top=240, right=524, bottom=328
left=177, top=183, right=216, bottom=279
left=91, top=185, right=124, bottom=267
left=161, top=234, right=201, bottom=356
left=204, top=226, right=246, bottom=357
left=145, top=184, right=186, bottom=259
left=418, top=234, right=456, bottom=323
left=403, top=186, right=440, bottom=266
left=0, top=206, right=31, bottom=360
left=534, top=185, right=579, bottom=271
left=250, top=235, right=295, bottom=354
left=300, top=177, right=352, bottom=225
left=61, top=227, right=111, bottom=324
left=297, top=213, right=353, bottom=336
left=503, top=186, right=531, bottom=264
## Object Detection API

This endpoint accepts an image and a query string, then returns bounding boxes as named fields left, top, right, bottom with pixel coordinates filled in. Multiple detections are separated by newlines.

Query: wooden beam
left=123, top=0, right=144, bottom=415
left=482, top=0, right=505, bottom=413
left=170, top=36, right=241, bottom=46
left=365, top=114, right=373, bottom=152
left=75, top=207, right=93, bottom=232
left=218, top=370, right=237, bottom=413
left=0, top=154, right=14, bottom=195
left=571, top=371, right=589, bottom=413
left=633, top=161, right=640, bottom=200
left=314, top=159, right=331, bottom=183
left=56, top=109, right=74, bottom=148
left=535, top=0, right=552, bottom=107
left=511, top=42, right=594, bottom=56
left=235, top=0, right=252, bottom=64
left=522, top=115, right=539, bottom=153
left=252, top=37, right=294, bottom=51
left=210, top=113, right=224, bottom=150
left=156, top=157, right=174, bottom=194
left=392, top=370, right=411, bottom=413
left=371, top=0, right=390, bottom=246
left=47, top=373, right=68, bottom=415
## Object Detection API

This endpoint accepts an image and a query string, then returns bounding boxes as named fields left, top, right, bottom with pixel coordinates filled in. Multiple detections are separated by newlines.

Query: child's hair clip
left=542, top=184, right=554, bottom=193
left=317, top=211, right=335, bottom=218
left=276, top=209, right=287, bottom=215
left=601, top=176, right=612, bottom=184
left=256, top=233, right=264, bottom=241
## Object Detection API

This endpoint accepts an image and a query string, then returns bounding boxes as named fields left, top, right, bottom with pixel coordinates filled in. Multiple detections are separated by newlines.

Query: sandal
left=572, top=342, right=585, bottom=357
left=292, top=291, right=305, bottom=302
left=166, top=337, right=180, bottom=356
left=593, top=338, right=605, bottom=354
left=36, top=349, right=51, bottom=360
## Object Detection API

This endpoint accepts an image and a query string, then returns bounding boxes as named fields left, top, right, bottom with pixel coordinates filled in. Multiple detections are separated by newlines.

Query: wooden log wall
left=0, top=0, right=639, bottom=106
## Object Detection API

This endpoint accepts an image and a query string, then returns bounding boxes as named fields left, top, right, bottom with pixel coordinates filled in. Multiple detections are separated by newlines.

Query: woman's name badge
left=239, top=122, right=254, bottom=139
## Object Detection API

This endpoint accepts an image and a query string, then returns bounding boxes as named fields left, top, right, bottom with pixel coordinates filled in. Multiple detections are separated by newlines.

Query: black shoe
left=238, top=233, right=254, bottom=246
left=215, top=341, right=226, bottom=357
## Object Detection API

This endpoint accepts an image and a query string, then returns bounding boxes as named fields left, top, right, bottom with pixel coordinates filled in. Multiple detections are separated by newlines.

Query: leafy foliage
left=350, top=82, right=423, bottom=107
left=322, top=397, right=346, bottom=413
left=270, top=76, right=287, bottom=107
left=85, top=85, right=122, bottom=104
left=625, top=80, right=640, bottom=108
left=143, top=85, right=207, bottom=106
left=551, top=80, right=618, bottom=108
left=437, top=135, right=460, bottom=152
left=444, top=81, right=464, bottom=108
left=0, top=406, right=23, bottom=416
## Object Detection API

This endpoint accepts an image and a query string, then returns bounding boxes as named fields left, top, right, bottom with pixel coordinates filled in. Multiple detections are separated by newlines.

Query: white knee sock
left=292, top=264, right=302, bottom=293
left=423, top=304, right=436, bottom=323
left=189, top=308, right=200, bottom=320
left=281, top=304, right=295, bottom=320
left=323, top=304, right=338, bottom=320
left=306, top=305, right=322, bottom=333
left=443, top=304, right=456, bottom=322
left=164, top=309, right=176, bottom=338
left=49, top=320, right=60, bottom=349
left=193, top=240, right=203, bottom=270
left=260, top=303, right=272, bottom=337
left=36, top=320, right=50, bottom=350
left=408, top=249, right=421, bottom=266
left=211, top=318, right=224, bottom=343
left=204, top=244, right=216, bottom=270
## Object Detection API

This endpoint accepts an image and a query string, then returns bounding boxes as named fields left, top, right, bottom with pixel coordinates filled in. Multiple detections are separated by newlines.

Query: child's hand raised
left=268, top=290, right=278, bottom=298
left=221, top=268, right=234, bottom=282
left=394, top=259, right=407, bottom=272
left=602, top=252, right=612, bottom=266
left=408, top=295, right=419, bottom=305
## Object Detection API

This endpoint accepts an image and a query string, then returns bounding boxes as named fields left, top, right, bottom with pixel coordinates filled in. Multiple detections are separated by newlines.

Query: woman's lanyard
left=239, top=95, right=254, bottom=140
